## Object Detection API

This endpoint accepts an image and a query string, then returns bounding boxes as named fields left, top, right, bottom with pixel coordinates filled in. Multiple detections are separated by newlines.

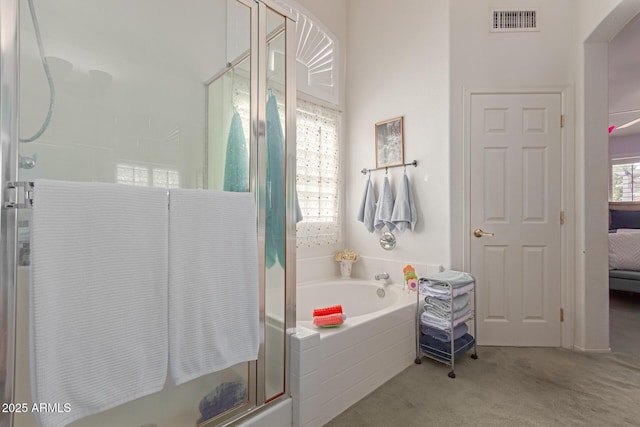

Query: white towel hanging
left=357, top=176, right=377, bottom=232
left=374, top=176, right=395, bottom=231
left=391, top=172, right=417, bottom=231
left=168, top=189, right=259, bottom=385
left=30, top=180, right=169, bottom=427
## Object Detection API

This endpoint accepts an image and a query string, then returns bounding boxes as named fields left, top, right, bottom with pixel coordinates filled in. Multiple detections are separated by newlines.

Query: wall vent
left=491, top=9, right=539, bottom=32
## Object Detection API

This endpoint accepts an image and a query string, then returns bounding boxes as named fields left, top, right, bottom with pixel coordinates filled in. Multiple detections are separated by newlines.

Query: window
left=611, top=157, right=640, bottom=201
left=232, top=85, right=341, bottom=247
left=116, top=163, right=180, bottom=188
left=296, top=98, right=340, bottom=247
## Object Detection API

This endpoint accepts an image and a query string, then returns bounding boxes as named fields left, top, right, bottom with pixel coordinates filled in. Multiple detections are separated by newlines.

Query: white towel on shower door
left=30, top=180, right=169, bottom=427
left=168, top=189, right=259, bottom=385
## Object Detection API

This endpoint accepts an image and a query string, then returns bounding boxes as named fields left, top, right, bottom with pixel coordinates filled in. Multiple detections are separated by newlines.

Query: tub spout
left=374, top=272, right=391, bottom=284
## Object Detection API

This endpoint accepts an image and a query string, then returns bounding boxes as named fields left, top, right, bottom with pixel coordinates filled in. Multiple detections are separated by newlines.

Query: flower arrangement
left=335, top=249, right=360, bottom=263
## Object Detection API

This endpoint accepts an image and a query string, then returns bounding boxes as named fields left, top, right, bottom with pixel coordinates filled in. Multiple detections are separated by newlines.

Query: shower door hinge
left=5, top=181, right=34, bottom=209
left=560, top=308, right=564, bottom=322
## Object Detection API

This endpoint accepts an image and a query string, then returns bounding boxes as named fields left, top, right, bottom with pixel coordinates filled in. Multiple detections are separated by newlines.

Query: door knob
left=473, top=228, right=495, bottom=238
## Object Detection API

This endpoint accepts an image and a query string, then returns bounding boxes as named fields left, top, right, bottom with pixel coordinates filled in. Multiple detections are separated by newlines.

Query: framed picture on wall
left=375, top=116, right=404, bottom=168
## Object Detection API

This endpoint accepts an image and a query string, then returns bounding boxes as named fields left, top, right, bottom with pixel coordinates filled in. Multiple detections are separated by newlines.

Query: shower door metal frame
left=256, top=0, right=297, bottom=407
left=0, top=0, right=20, bottom=426
left=0, top=0, right=297, bottom=425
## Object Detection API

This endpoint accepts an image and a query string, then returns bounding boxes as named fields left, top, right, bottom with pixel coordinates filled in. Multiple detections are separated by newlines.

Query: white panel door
left=470, top=93, right=562, bottom=346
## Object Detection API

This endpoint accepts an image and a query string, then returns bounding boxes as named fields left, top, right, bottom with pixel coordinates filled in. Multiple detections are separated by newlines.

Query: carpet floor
left=326, top=293, right=640, bottom=427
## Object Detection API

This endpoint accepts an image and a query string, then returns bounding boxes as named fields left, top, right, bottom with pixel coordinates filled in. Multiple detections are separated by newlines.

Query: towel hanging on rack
left=357, top=175, right=376, bottom=232
left=374, top=176, right=395, bottom=232
left=391, top=171, right=417, bottom=231
left=30, top=180, right=169, bottom=427
left=223, top=110, right=249, bottom=192
left=265, top=91, right=303, bottom=269
left=266, top=92, right=286, bottom=268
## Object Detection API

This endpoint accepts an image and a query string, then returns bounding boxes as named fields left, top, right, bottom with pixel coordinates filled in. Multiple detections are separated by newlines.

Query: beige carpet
left=610, top=291, right=640, bottom=354
left=326, top=294, right=640, bottom=427
left=325, top=348, right=640, bottom=426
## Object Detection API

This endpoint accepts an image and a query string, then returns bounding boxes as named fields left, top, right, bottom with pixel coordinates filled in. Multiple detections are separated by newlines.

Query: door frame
left=461, top=86, right=575, bottom=349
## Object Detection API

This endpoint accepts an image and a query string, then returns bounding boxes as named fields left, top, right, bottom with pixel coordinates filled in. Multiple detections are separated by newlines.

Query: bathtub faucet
left=374, top=272, right=391, bottom=284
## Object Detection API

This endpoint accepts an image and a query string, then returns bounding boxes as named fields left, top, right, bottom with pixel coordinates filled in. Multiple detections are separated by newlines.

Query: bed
left=609, top=202, right=640, bottom=293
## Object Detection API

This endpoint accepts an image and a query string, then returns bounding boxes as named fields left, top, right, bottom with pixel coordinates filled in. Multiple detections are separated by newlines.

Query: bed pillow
left=609, top=232, right=640, bottom=270
left=610, top=209, right=640, bottom=230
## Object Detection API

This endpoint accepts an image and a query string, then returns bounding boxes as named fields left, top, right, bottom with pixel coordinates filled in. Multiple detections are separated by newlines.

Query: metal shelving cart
left=414, top=273, right=478, bottom=378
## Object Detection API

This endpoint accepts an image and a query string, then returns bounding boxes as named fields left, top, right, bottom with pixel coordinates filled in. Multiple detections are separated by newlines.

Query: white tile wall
left=290, top=327, right=321, bottom=427
left=290, top=307, right=417, bottom=426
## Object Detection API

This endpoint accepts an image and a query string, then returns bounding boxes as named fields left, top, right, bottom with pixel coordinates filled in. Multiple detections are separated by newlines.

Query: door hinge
left=560, top=211, right=564, bottom=225
left=560, top=114, right=564, bottom=128
left=560, top=308, right=564, bottom=322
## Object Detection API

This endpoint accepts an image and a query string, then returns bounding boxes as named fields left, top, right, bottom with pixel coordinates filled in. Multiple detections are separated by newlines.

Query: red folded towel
left=312, top=305, right=343, bottom=317
left=313, top=313, right=345, bottom=327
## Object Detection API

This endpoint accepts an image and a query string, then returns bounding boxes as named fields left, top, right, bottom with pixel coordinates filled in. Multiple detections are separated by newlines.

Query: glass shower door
left=12, top=0, right=257, bottom=426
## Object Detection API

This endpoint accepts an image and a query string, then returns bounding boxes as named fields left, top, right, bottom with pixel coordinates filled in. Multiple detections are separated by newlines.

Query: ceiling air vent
left=491, top=9, right=539, bottom=32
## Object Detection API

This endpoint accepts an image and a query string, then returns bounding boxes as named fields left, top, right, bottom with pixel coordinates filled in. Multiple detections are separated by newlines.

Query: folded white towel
left=357, top=176, right=377, bottom=233
left=168, top=189, right=259, bottom=385
left=424, top=300, right=471, bottom=320
left=30, top=180, right=169, bottom=427
left=374, top=176, right=395, bottom=231
left=421, top=310, right=473, bottom=331
left=391, top=172, right=417, bottom=231
left=425, top=293, right=470, bottom=313
left=419, top=270, right=475, bottom=290
left=419, top=282, right=475, bottom=299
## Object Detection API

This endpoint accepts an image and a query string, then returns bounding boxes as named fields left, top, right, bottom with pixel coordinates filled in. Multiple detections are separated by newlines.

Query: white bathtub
left=293, top=280, right=417, bottom=426
left=297, top=279, right=411, bottom=323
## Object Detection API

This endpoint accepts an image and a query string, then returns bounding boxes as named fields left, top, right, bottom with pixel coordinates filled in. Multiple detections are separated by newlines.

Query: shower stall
left=0, top=0, right=297, bottom=426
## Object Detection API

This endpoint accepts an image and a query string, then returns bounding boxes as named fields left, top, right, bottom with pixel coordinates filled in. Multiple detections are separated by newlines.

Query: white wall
left=450, top=0, right=578, bottom=269
left=609, top=134, right=640, bottom=158
left=343, top=0, right=450, bottom=284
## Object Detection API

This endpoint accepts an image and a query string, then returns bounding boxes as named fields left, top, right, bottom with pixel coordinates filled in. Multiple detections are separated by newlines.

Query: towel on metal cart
left=420, top=270, right=474, bottom=289
left=424, top=293, right=470, bottom=313
left=419, top=333, right=475, bottom=362
left=420, top=282, right=474, bottom=299
left=421, top=322, right=468, bottom=343
left=423, top=300, right=471, bottom=321
left=419, top=271, right=475, bottom=299
left=421, top=309, right=473, bottom=330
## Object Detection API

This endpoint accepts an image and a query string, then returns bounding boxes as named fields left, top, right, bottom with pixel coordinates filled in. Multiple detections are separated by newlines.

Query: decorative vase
left=339, top=260, right=353, bottom=279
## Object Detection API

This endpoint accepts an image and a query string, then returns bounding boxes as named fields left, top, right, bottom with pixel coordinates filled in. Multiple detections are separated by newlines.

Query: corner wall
left=576, top=0, right=640, bottom=351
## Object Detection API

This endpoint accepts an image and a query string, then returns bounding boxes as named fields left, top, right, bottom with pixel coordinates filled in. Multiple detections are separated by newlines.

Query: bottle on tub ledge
left=335, top=249, right=359, bottom=279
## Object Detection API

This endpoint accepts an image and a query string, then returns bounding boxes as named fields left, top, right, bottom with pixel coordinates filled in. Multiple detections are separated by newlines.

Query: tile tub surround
left=292, top=284, right=417, bottom=426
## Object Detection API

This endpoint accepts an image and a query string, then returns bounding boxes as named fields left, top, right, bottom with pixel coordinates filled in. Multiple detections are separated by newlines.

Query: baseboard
left=573, top=345, right=611, bottom=353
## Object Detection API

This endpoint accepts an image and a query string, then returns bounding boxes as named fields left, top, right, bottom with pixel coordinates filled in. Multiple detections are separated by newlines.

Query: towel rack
left=4, top=181, right=174, bottom=209
left=361, top=160, right=417, bottom=175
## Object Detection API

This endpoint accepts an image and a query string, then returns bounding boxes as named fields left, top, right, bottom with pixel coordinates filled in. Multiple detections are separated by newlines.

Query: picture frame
left=375, top=116, right=404, bottom=168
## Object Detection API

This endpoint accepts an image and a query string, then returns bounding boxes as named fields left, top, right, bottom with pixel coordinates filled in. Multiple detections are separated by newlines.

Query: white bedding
left=609, top=230, right=640, bottom=270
